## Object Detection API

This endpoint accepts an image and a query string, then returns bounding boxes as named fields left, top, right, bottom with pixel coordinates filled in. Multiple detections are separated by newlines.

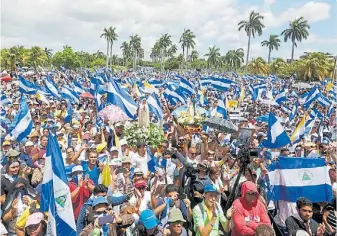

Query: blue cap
left=92, top=196, right=108, bottom=207
left=140, top=209, right=160, bottom=229
left=204, top=184, right=219, bottom=193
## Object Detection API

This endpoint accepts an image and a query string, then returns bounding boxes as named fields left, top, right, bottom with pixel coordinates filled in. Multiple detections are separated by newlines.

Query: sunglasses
left=172, top=221, right=183, bottom=226
left=246, top=192, right=258, bottom=196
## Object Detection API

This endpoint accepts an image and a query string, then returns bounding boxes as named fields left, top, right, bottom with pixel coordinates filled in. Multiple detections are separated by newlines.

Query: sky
left=1, top=0, right=337, bottom=61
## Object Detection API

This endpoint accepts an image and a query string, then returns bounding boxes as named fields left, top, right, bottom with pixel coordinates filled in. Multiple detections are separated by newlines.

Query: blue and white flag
left=268, top=157, right=332, bottom=202
left=303, top=86, right=320, bottom=108
left=72, top=81, right=86, bottom=95
left=61, top=86, right=79, bottom=103
left=164, top=88, right=186, bottom=105
left=64, top=101, right=72, bottom=124
left=95, top=91, right=104, bottom=112
left=317, top=94, right=331, bottom=108
left=107, top=79, right=138, bottom=119
left=216, top=100, right=228, bottom=120
left=147, top=148, right=157, bottom=173
left=177, top=75, right=194, bottom=95
left=147, top=93, right=163, bottom=119
left=327, top=104, right=335, bottom=118
left=1, top=93, right=11, bottom=106
left=289, top=101, right=298, bottom=122
left=8, top=95, right=33, bottom=142
left=210, top=78, right=234, bottom=92
left=40, top=133, right=76, bottom=236
left=262, top=112, right=291, bottom=149
left=275, top=89, right=287, bottom=104
left=19, top=75, right=37, bottom=94
left=45, top=76, right=61, bottom=98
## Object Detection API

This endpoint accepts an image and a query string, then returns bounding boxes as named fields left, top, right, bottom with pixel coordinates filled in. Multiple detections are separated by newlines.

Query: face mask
left=73, top=174, right=83, bottom=185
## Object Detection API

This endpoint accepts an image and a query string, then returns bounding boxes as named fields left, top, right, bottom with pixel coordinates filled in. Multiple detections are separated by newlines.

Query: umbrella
left=202, top=117, right=238, bottom=133
left=172, top=105, right=210, bottom=118
left=98, top=105, right=131, bottom=123
left=0, top=75, right=12, bottom=82
left=80, top=92, right=94, bottom=99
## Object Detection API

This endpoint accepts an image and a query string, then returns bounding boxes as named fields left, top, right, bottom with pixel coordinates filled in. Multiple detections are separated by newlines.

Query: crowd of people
left=0, top=69, right=336, bottom=236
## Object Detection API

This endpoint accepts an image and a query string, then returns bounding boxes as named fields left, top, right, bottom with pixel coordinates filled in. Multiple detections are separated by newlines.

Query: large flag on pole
left=40, top=133, right=76, bottom=236
left=262, top=112, right=291, bottom=148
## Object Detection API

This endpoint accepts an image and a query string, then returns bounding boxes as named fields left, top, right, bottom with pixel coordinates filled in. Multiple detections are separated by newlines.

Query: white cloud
left=1, top=0, right=335, bottom=61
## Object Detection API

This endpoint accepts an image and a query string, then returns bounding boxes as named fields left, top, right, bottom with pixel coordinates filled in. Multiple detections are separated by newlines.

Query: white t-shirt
left=129, top=191, right=151, bottom=212
left=131, top=152, right=149, bottom=174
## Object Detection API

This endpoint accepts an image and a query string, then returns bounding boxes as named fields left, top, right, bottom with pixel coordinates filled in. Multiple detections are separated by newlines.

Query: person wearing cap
left=23, top=212, right=47, bottom=236
left=154, top=184, right=191, bottom=228
left=19, top=141, right=34, bottom=168
left=76, top=184, right=129, bottom=233
left=133, top=168, right=145, bottom=182
left=69, top=165, right=95, bottom=220
left=1, top=140, right=12, bottom=155
left=192, top=184, right=232, bottom=236
left=119, top=139, right=129, bottom=157
left=167, top=208, right=188, bottom=236
left=134, top=209, right=163, bottom=236
left=113, top=156, right=133, bottom=195
left=129, top=179, right=152, bottom=213
left=28, top=131, right=40, bottom=145
left=110, top=146, right=119, bottom=159
left=231, top=181, right=271, bottom=236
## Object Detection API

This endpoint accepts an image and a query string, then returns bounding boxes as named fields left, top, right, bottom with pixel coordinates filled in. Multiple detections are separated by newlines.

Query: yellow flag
left=239, top=88, right=245, bottom=103
left=228, top=100, right=238, bottom=108
left=101, top=162, right=111, bottom=187
left=326, top=82, right=333, bottom=91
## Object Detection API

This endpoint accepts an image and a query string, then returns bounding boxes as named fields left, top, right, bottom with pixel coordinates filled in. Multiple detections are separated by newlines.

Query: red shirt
left=69, top=180, right=93, bottom=220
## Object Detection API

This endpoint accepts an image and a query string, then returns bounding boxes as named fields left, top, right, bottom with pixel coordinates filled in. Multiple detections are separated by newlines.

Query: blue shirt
left=81, top=160, right=100, bottom=185
left=19, top=153, right=34, bottom=167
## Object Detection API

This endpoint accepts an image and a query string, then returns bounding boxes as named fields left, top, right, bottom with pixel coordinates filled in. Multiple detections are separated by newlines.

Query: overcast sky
left=1, top=0, right=337, bottom=61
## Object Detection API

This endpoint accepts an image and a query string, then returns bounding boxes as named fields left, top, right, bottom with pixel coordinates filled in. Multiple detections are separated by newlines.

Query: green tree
left=120, top=41, right=131, bottom=67
left=52, top=47, right=81, bottom=69
left=167, top=44, right=178, bottom=58
left=44, top=47, right=53, bottom=64
left=190, top=50, right=199, bottom=62
left=205, top=46, right=221, bottom=68
left=158, top=33, right=172, bottom=72
left=179, top=29, right=196, bottom=70
left=28, top=46, right=48, bottom=70
left=269, top=58, right=288, bottom=75
left=100, top=27, right=110, bottom=68
left=224, top=48, right=244, bottom=71
left=261, top=34, right=281, bottom=63
left=130, top=34, right=142, bottom=70
left=248, top=57, right=268, bottom=75
left=238, top=11, right=265, bottom=66
left=281, top=17, right=310, bottom=62
left=107, top=26, right=118, bottom=68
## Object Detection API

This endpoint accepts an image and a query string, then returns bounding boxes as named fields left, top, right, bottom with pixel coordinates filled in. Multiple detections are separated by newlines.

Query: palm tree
left=120, top=41, right=131, bottom=66
left=63, top=45, right=71, bottom=50
left=190, top=50, right=199, bottom=61
left=44, top=48, right=53, bottom=64
left=247, top=57, right=268, bottom=75
left=100, top=27, right=110, bottom=68
left=269, top=58, right=288, bottom=74
left=158, top=33, right=172, bottom=72
left=224, top=48, right=245, bottom=71
left=130, top=34, right=141, bottom=70
left=29, top=46, right=45, bottom=70
left=167, top=44, right=178, bottom=58
left=205, top=46, right=221, bottom=68
left=179, top=29, right=196, bottom=70
left=93, top=50, right=105, bottom=59
left=108, top=26, right=118, bottom=68
left=150, top=42, right=161, bottom=62
left=238, top=11, right=265, bottom=67
left=281, top=17, right=310, bottom=62
left=261, top=35, right=281, bottom=63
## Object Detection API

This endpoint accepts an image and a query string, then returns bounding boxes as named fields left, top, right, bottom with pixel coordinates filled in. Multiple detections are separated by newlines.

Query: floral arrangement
left=124, top=122, right=165, bottom=148
left=177, top=112, right=204, bottom=126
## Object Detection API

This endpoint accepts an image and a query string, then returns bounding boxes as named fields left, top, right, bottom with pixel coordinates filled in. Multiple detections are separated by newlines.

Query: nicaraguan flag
left=310, top=108, right=324, bottom=119
left=107, top=79, right=138, bottom=119
left=164, top=88, right=186, bottom=105
left=268, top=157, right=332, bottom=202
left=216, top=100, right=228, bottom=120
left=288, top=101, right=298, bottom=122
left=1, top=93, right=11, bottom=105
left=142, top=81, right=159, bottom=94
left=262, top=112, right=291, bottom=148
left=19, top=75, right=37, bottom=94
left=210, top=78, right=233, bottom=92
left=177, top=75, right=194, bottom=95
left=303, top=86, right=320, bottom=108
left=147, top=93, right=163, bottom=119
left=327, top=104, right=335, bottom=118
left=72, top=81, right=86, bottom=95
left=275, top=89, right=287, bottom=104
left=148, top=79, right=165, bottom=88
left=64, top=101, right=72, bottom=124
left=45, top=75, right=61, bottom=98
left=147, top=148, right=157, bottom=173
left=8, top=95, right=33, bottom=142
left=95, top=91, right=104, bottom=112
left=317, top=94, right=331, bottom=107
left=61, top=86, right=79, bottom=103
left=40, top=133, right=76, bottom=236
